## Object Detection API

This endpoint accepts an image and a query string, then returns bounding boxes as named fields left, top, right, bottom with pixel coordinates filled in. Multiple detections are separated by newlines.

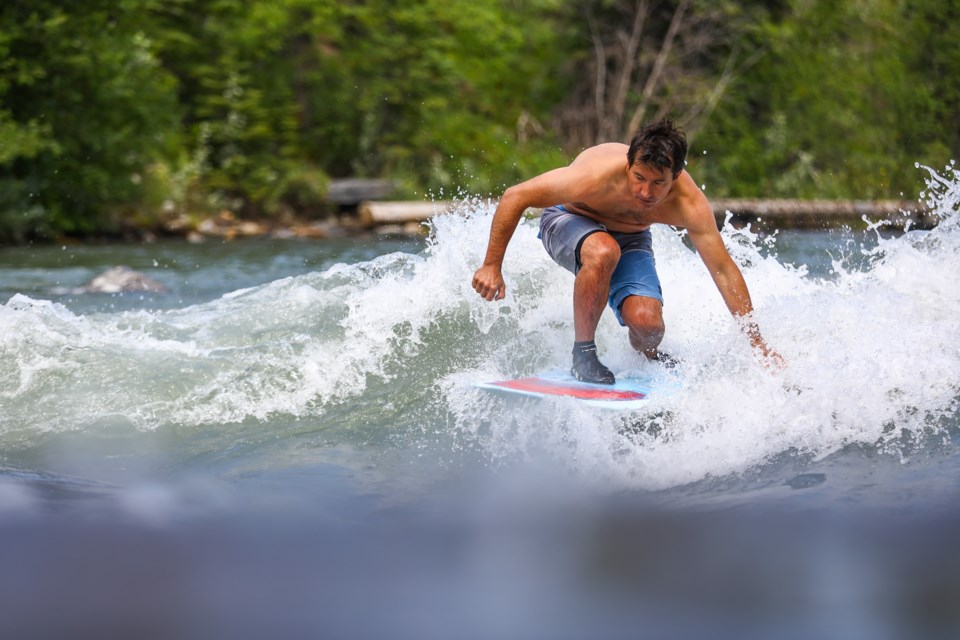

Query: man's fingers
left=472, top=277, right=504, bottom=301
left=760, top=349, right=786, bottom=371
left=483, top=286, right=503, bottom=301
left=471, top=267, right=506, bottom=301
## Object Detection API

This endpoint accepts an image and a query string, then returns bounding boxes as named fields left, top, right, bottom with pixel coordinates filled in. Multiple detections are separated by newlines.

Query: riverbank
left=7, top=196, right=933, bottom=248
left=156, top=197, right=933, bottom=244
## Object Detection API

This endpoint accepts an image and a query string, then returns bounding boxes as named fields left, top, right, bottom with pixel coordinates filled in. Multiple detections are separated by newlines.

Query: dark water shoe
left=571, top=344, right=616, bottom=385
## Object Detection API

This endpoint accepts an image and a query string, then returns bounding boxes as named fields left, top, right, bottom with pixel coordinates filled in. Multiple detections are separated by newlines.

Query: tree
left=550, top=0, right=767, bottom=151
left=902, top=0, right=960, bottom=165
left=145, top=0, right=328, bottom=218
left=691, top=0, right=941, bottom=199
left=0, top=0, right=180, bottom=241
left=300, top=0, right=570, bottom=195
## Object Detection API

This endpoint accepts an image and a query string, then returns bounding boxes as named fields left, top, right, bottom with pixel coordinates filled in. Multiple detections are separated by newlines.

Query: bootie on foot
left=648, top=350, right=680, bottom=369
left=571, top=341, right=615, bottom=385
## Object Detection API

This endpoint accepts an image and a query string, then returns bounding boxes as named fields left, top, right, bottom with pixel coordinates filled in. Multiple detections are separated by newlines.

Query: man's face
left=626, top=162, right=674, bottom=209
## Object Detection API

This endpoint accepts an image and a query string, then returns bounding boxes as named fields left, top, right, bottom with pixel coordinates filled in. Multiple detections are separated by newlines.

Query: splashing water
left=2, top=169, right=960, bottom=501
left=441, top=168, right=960, bottom=491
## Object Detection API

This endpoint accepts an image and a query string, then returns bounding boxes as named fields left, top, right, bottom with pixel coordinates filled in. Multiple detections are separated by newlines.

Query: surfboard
left=475, top=368, right=678, bottom=410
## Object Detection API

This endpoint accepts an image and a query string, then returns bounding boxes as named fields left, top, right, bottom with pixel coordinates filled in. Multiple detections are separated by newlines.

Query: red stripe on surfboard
left=492, top=377, right=646, bottom=401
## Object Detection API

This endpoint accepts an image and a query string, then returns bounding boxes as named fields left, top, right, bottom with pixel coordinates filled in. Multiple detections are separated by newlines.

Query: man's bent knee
left=578, top=232, right=620, bottom=272
left=622, top=297, right=664, bottom=355
left=620, top=296, right=664, bottom=335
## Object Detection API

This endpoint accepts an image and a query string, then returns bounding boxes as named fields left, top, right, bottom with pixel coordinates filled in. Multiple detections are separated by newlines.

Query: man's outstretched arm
left=472, top=166, right=584, bottom=301
left=472, top=186, right=529, bottom=301
left=684, top=196, right=783, bottom=364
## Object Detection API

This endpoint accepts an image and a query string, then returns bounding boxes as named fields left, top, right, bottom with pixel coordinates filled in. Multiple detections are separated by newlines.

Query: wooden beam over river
left=357, top=198, right=935, bottom=232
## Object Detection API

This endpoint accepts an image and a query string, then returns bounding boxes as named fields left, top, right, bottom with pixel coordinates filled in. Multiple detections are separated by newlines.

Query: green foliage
left=298, top=0, right=569, bottom=196
left=145, top=0, right=325, bottom=217
left=0, top=0, right=181, bottom=241
left=690, top=0, right=955, bottom=199
left=901, top=0, right=960, bottom=167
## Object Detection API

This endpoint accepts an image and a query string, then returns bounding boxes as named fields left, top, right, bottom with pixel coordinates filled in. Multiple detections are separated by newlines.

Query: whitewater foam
left=443, top=165, right=960, bottom=490
left=2, top=168, right=959, bottom=493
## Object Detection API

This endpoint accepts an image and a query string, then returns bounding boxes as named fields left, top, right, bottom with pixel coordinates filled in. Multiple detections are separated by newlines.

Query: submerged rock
left=78, top=266, right=169, bottom=294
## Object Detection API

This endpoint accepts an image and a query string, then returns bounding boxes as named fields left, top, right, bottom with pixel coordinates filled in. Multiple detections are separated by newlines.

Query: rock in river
left=78, top=266, right=169, bottom=294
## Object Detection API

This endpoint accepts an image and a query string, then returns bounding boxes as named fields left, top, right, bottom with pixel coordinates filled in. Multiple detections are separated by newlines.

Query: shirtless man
left=471, top=119, right=780, bottom=384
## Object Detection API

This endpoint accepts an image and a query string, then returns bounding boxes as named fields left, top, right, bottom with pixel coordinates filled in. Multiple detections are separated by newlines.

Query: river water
left=2, top=165, right=959, bottom=639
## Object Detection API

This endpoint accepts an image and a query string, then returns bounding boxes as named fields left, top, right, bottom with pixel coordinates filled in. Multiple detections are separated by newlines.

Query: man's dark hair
left=627, top=119, right=687, bottom=177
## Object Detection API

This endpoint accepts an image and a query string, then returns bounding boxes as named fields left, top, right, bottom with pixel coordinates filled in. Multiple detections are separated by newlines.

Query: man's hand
left=757, top=341, right=786, bottom=370
left=472, top=265, right=506, bottom=301
left=746, top=325, right=786, bottom=370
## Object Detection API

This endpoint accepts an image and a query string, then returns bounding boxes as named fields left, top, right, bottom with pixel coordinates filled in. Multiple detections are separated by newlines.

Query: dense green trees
left=690, top=0, right=958, bottom=198
left=1, top=0, right=180, bottom=241
left=1, top=0, right=957, bottom=242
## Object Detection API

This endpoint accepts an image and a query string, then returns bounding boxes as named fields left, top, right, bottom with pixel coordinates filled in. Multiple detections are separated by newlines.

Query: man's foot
left=571, top=341, right=615, bottom=385
left=647, top=350, right=680, bottom=369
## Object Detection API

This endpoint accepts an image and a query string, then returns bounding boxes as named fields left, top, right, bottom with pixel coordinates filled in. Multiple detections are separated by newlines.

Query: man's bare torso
left=558, top=143, right=696, bottom=233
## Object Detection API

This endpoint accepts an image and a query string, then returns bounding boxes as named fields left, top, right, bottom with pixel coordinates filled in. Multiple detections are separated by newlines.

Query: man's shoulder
left=595, top=142, right=630, bottom=153
left=560, top=144, right=628, bottom=192
left=669, top=171, right=707, bottom=204
left=666, top=172, right=715, bottom=229
left=573, top=142, right=629, bottom=164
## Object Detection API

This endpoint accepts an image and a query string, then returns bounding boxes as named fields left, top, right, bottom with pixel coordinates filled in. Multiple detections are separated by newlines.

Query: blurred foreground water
left=2, top=164, right=959, bottom=639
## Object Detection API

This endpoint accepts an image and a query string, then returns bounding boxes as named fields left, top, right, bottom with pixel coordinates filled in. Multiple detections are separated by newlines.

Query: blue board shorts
left=538, top=204, right=662, bottom=326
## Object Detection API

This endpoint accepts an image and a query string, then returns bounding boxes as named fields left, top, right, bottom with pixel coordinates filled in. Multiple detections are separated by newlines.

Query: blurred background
left=2, top=0, right=959, bottom=243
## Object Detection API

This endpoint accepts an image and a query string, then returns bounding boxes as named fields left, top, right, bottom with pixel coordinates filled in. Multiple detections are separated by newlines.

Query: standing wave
left=2, top=168, right=959, bottom=494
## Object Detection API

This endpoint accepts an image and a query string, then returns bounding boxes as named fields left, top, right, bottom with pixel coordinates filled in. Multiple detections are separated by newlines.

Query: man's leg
left=570, top=232, right=620, bottom=384
left=574, top=232, right=621, bottom=342
left=620, top=295, right=665, bottom=359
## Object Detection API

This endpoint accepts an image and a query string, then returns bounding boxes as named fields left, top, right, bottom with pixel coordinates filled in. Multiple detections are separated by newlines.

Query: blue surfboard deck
left=475, top=368, right=679, bottom=410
